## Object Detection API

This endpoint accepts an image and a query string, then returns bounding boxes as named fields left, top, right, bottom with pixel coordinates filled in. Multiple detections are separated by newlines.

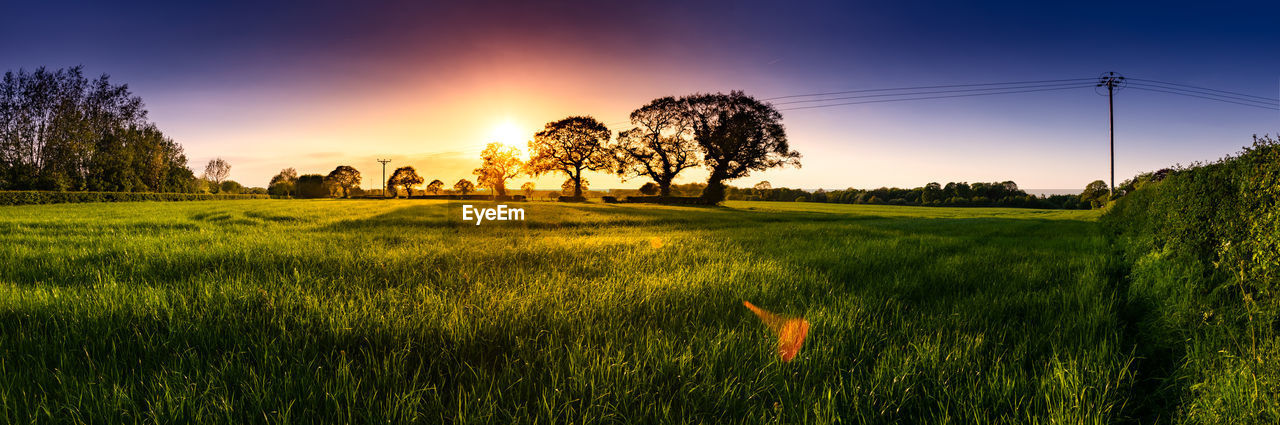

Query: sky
left=3, top=0, right=1277, bottom=191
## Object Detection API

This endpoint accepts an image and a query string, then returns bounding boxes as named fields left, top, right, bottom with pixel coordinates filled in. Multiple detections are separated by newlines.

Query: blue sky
left=3, top=0, right=1277, bottom=190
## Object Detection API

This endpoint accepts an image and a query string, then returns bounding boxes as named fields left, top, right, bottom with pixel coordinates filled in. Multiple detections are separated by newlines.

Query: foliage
left=219, top=180, right=243, bottom=194
left=1080, top=179, right=1110, bottom=208
left=562, top=177, right=589, bottom=195
left=472, top=143, right=523, bottom=197
left=325, top=165, right=361, bottom=198
left=527, top=116, right=611, bottom=198
left=0, top=190, right=266, bottom=205
left=0, top=66, right=196, bottom=192
left=203, top=158, right=231, bottom=186
left=268, top=168, right=298, bottom=197
left=638, top=182, right=659, bottom=196
left=426, top=179, right=444, bottom=195
left=295, top=174, right=329, bottom=199
left=452, top=178, right=474, bottom=196
left=613, top=97, right=700, bottom=196
left=680, top=91, right=799, bottom=202
left=520, top=182, right=535, bottom=198
left=1102, top=135, right=1280, bottom=423
left=386, top=166, right=423, bottom=198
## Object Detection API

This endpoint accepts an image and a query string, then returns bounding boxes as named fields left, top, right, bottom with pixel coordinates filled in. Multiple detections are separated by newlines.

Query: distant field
left=0, top=200, right=1134, bottom=423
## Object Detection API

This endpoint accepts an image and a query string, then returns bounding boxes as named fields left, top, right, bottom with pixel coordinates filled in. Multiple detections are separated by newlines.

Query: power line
left=772, top=81, right=1091, bottom=106
left=776, top=84, right=1095, bottom=111
left=1126, top=86, right=1280, bottom=111
left=1128, top=78, right=1279, bottom=102
left=765, top=78, right=1096, bottom=100
left=1126, top=82, right=1279, bottom=108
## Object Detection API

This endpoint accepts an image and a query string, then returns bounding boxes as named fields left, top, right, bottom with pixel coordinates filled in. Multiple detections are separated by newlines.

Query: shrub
left=0, top=191, right=268, bottom=206
left=1102, top=135, right=1280, bottom=422
left=622, top=196, right=717, bottom=205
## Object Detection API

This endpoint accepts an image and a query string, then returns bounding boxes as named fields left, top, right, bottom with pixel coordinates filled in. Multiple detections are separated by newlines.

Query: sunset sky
left=4, top=0, right=1277, bottom=191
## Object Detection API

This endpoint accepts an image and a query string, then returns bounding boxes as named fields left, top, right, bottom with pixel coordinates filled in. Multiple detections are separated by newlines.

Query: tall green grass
left=0, top=200, right=1132, bottom=423
left=1102, top=136, right=1280, bottom=424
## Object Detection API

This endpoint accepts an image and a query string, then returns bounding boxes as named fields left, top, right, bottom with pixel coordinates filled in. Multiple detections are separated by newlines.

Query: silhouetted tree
left=613, top=97, right=699, bottom=196
left=453, top=178, right=475, bottom=196
left=426, top=179, right=444, bottom=195
left=680, top=91, right=799, bottom=202
left=521, top=181, right=536, bottom=198
left=325, top=165, right=361, bottom=198
left=472, top=143, right=523, bottom=197
left=526, top=116, right=611, bottom=197
left=387, top=166, right=423, bottom=198
left=638, top=182, right=659, bottom=195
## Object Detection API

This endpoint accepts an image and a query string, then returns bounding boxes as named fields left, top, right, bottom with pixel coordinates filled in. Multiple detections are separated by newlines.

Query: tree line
left=269, top=91, right=801, bottom=202
left=0, top=66, right=197, bottom=192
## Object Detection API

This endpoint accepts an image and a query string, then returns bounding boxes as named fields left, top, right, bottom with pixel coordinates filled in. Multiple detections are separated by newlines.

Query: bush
left=557, top=196, right=587, bottom=203
left=622, top=196, right=718, bottom=205
left=1102, top=135, right=1280, bottom=422
left=602, top=196, right=619, bottom=203
left=0, top=191, right=268, bottom=206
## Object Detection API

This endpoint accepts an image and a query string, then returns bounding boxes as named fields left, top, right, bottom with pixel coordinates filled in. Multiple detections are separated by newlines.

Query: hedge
left=622, top=196, right=719, bottom=205
left=0, top=191, right=269, bottom=206
left=1101, top=135, right=1279, bottom=422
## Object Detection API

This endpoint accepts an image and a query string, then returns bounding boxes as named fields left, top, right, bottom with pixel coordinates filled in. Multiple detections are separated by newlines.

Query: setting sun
left=489, top=121, right=529, bottom=147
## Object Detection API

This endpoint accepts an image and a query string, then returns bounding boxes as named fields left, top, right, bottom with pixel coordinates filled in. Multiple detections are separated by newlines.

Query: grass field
left=0, top=200, right=1138, bottom=423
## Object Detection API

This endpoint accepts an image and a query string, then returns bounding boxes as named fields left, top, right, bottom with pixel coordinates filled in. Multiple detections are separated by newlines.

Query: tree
left=521, top=181, right=536, bottom=198
left=562, top=177, right=588, bottom=195
left=613, top=97, right=700, bottom=196
left=453, top=178, right=475, bottom=196
left=472, top=143, right=523, bottom=197
left=0, top=66, right=183, bottom=192
left=526, top=116, right=611, bottom=197
left=754, top=181, right=772, bottom=191
left=426, top=179, right=444, bottom=195
left=638, top=182, right=659, bottom=195
left=386, top=166, right=423, bottom=198
left=295, top=174, right=329, bottom=198
left=269, top=168, right=298, bottom=197
left=680, top=91, right=799, bottom=202
left=219, top=180, right=243, bottom=194
left=203, top=158, right=231, bottom=186
left=325, top=165, right=361, bottom=198
left=1080, top=180, right=1110, bottom=208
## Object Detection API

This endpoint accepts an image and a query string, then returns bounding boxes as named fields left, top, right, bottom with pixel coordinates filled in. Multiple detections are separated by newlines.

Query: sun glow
left=489, top=121, right=529, bottom=148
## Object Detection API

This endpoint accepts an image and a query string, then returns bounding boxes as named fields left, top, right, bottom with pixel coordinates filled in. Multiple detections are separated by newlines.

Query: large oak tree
left=526, top=116, right=611, bottom=198
left=681, top=91, right=799, bottom=202
left=613, top=97, right=699, bottom=196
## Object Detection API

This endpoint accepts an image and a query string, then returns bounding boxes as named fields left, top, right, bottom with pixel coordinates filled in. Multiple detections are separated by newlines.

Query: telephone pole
left=1096, top=72, right=1126, bottom=197
left=377, top=159, right=391, bottom=197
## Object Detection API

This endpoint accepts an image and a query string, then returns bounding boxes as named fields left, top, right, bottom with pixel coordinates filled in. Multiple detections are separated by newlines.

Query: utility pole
left=377, top=159, right=391, bottom=197
left=1096, top=72, right=1125, bottom=197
